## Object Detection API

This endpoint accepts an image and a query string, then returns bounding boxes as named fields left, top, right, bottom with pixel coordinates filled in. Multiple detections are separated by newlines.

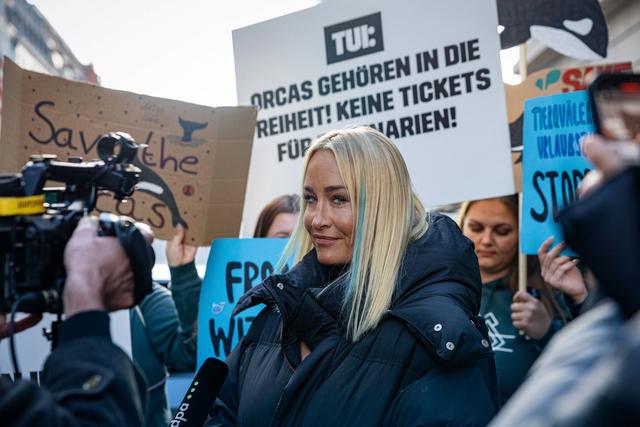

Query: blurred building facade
left=0, top=0, right=99, bottom=111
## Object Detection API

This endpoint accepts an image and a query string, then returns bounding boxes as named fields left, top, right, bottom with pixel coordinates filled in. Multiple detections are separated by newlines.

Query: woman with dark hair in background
left=458, top=195, right=573, bottom=405
left=253, top=194, right=300, bottom=238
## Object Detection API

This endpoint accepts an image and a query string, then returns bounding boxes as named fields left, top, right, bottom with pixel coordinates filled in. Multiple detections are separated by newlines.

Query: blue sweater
left=480, top=277, right=566, bottom=405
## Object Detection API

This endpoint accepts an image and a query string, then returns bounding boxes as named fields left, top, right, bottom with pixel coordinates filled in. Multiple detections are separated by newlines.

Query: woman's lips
left=313, top=235, right=339, bottom=246
left=476, top=250, right=496, bottom=257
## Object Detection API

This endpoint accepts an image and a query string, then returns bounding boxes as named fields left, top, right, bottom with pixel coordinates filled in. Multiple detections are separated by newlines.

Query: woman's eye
left=332, top=196, right=348, bottom=205
left=495, top=227, right=513, bottom=236
left=304, top=194, right=317, bottom=204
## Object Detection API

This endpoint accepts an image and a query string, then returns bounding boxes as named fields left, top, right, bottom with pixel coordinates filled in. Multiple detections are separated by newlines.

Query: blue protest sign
left=521, top=90, right=594, bottom=255
left=197, top=238, right=288, bottom=367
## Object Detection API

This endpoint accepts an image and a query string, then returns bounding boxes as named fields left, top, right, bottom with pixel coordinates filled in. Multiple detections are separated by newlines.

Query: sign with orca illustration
left=0, top=59, right=257, bottom=245
left=197, top=238, right=288, bottom=366
left=497, top=0, right=608, bottom=60
left=520, top=91, right=594, bottom=256
left=505, top=61, right=632, bottom=191
left=234, top=0, right=514, bottom=235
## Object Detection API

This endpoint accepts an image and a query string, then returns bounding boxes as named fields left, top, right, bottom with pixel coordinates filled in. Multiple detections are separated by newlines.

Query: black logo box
left=324, top=12, right=384, bottom=65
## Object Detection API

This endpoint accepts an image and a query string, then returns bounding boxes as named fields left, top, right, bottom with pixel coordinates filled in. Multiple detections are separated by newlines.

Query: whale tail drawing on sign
left=497, top=0, right=608, bottom=60
left=133, top=157, right=189, bottom=229
left=179, top=117, right=208, bottom=142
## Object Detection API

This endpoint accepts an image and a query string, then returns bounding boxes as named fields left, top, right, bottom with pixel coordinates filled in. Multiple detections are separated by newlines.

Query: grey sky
left=28, top=0, right=518, bottom=109
left=29, top=0, right=320, bottom=107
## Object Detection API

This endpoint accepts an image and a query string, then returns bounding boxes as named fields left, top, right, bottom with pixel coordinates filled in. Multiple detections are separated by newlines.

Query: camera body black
left=0, top=132, right=152, bottom=314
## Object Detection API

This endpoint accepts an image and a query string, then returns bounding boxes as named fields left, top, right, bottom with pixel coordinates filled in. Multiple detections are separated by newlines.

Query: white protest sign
left=0, top=311, right=131, bottom=382
left=234, top=0, right=514, bottom=234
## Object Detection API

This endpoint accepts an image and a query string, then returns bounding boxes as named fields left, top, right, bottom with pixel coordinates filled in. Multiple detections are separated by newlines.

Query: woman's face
left=266, top=213, right=297, bottom=238
left=303, top=150, right=354, bottom=265
left=461, top=199, right=518, bottom=280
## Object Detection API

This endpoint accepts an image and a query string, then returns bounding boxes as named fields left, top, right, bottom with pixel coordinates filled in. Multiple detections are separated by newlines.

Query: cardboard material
left=505, top=61, right=632, bottom=192
left=233, top=0, right=515, bottom=235
left=0, top=59, right=257, bottom=245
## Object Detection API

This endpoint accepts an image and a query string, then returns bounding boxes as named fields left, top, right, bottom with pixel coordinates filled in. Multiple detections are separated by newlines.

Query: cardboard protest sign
left=197, top=238, right=288, bottom=366
left=0, top=311, right=131, bottom=382
left=520, top=91, right=594, bottom=255
left=0, top=56, right=4, bottom=114
left=0, top=59, right=257, bottom=245
left=505, top=61, right=632, bottom=192
left=234, top=0, right=514, bottom=234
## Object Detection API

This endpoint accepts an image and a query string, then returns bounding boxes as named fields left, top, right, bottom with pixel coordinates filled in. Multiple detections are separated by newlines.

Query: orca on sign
left=324, top=12, right=384, bottom=65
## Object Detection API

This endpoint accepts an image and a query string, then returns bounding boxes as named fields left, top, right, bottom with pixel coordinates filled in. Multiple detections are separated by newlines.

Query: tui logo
left=324, top=12, right=384, bottom=65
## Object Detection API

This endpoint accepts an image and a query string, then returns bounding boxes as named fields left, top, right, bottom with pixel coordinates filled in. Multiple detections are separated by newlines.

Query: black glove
left=232, top=249, right=343, bottom=317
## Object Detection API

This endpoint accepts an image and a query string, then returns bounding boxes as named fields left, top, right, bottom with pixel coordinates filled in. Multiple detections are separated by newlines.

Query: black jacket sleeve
left=0, top=311, right=145, bottom=427
left=385, top=361, right=497, bottom=427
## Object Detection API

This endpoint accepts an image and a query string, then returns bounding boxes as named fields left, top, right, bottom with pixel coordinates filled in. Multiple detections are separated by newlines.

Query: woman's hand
left=166, top=225, right=198, bottom=267
left=511, top=291, right=552, bottom=340
left=538, top=237, right=587, bottom=304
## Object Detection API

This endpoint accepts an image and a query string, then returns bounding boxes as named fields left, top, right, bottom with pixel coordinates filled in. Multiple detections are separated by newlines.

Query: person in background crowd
left=165, top=192, right=301, bottom=320
left=489, top=133, right=640, bottom=426
left=458, top=195, right=572, bottom=405
left=130, top=224, right=200, bottom=427
left=253, top=194, right=301, bottom=238
left=0, top=217, right=145, bottom=426
left=207, top=126, right=498, bottom=426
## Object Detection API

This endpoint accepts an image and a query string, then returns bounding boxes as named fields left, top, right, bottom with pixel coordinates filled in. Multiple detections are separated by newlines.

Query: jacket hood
left=386, top=214, right=489, bottom=365
left=393, top=213, right=482, bottom=314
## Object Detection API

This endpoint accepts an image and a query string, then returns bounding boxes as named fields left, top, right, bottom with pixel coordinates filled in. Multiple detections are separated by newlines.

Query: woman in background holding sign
left=208, top=127, right=498, bottom=426
left=458, top=196, right=581, bottom=405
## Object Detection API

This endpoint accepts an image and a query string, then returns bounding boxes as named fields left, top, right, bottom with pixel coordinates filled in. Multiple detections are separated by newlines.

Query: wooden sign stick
left=518, top=43, right=528, bottom=293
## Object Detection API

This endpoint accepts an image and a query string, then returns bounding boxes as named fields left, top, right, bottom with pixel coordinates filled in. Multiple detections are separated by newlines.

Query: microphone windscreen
left=170, top=357, right=229, bottom=427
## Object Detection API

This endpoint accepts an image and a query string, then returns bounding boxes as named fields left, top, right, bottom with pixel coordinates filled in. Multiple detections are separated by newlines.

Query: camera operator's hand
left=166, top=224, right=198, bottom=267
left=0, top=313, right=42, bottom=340
left=63, top=216, right=135, bottom=317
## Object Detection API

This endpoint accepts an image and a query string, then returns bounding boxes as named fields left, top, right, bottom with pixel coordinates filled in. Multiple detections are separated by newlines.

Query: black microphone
left=171, top=358, right=229, bottom=427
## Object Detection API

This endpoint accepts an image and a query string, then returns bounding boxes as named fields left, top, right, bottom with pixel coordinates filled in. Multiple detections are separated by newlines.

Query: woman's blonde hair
left=278, top=126, right=427, bottom=341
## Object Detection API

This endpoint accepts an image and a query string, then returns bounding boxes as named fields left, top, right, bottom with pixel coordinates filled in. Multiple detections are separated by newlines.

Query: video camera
left=0, top=132, right=153, bottom=314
